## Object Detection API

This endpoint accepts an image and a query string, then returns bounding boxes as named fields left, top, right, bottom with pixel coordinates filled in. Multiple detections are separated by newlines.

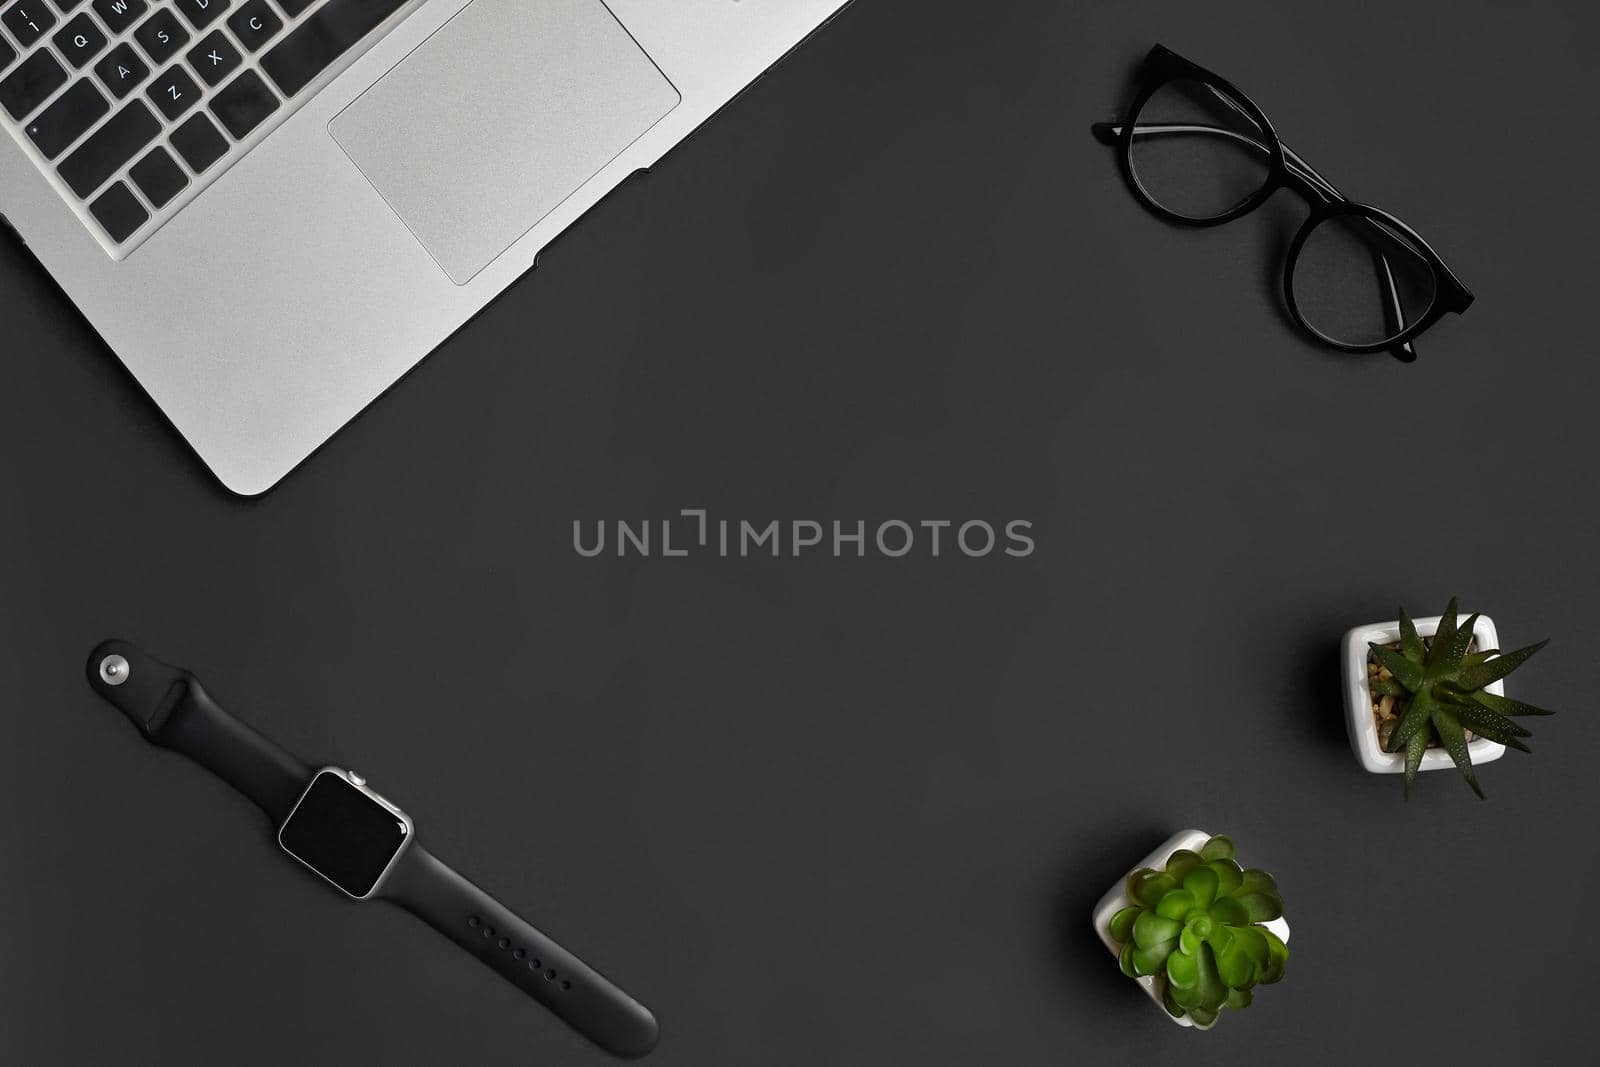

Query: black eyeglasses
left=1093, top=45, right=1473, bottom=361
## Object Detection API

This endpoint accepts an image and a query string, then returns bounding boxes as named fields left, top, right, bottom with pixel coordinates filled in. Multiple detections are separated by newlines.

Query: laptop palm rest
left=330, top=0, right=680, bottom=285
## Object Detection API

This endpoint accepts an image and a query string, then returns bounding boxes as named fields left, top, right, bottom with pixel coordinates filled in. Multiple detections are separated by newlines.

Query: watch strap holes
left=465, top=914, right=570, bottom=993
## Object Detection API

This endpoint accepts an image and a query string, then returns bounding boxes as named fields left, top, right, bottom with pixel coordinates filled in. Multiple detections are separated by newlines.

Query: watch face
left=278, top=770, right=410, bottom=898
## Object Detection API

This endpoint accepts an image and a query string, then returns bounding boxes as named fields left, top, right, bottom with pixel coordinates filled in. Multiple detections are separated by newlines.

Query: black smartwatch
left=86, top=639, right=659, bottom=1060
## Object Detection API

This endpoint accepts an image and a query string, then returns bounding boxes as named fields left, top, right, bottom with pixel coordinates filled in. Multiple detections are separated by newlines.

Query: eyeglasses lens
left=1128, top=78, right=1274, bottom=221
left=1290, top=215, right=1439, bottom=347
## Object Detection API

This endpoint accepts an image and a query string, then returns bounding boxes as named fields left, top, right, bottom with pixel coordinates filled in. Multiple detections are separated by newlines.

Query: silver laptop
left=0, top=0, right=850, bottom=493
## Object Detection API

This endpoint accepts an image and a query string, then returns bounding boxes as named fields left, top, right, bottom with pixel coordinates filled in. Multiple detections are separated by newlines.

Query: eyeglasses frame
left=1093, top=45, right=1475, bottom=360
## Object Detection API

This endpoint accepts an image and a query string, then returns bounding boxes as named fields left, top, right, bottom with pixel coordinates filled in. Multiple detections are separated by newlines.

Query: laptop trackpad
left=330, top=0, right=680, bottom=284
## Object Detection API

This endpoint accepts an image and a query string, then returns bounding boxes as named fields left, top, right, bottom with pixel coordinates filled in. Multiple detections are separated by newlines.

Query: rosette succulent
left=1369, top=598, right=1553, bottom=798
left=1106, top=835, right=1286, bottom=1028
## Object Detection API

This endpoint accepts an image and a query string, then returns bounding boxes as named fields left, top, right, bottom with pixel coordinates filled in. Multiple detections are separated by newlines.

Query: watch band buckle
left=87, top=640, right=188, bottom=738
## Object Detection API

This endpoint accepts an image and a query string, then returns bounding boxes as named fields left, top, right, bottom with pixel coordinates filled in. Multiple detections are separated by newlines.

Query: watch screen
left=279, top=772, right=408, bottom=897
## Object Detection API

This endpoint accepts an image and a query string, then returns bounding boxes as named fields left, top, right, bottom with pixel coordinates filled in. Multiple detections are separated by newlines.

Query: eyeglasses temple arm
left=1095, top=122, right=1335, bottom=196
left=1377, top=254, right=1418, bottom=362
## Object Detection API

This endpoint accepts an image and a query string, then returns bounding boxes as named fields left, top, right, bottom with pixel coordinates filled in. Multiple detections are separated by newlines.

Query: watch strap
left=382, top=843, right=660, bottom=1059
left=87, top=640, right=656, bottom=1057
left=87, top=639, right=311, bottom=821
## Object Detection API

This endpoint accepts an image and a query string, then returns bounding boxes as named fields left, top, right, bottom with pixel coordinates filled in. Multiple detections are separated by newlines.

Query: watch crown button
left=348, top=771, right=367, bottom=786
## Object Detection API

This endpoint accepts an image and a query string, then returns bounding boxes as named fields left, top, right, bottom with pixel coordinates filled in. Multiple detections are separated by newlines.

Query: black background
left=3, top=1, right=1597, bottom=1063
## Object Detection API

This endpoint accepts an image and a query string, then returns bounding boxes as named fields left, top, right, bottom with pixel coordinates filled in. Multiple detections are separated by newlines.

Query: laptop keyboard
left=0, top=0, right=421, bottom=255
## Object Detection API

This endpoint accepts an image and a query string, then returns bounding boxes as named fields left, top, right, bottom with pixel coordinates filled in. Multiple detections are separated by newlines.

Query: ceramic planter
left=1341, top=614, right=1506, bottom=775
left=1091, top=829, right=1291, bottom=1029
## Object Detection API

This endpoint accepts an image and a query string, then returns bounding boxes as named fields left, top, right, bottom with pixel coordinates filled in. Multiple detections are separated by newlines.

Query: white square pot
left=1341, top=614, right=1506, bottom=774
left=1090, top=829, right=1290, bottom=1029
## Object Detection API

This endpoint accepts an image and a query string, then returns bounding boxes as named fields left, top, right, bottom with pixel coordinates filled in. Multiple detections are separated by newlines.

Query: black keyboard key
left=174, top=0, right=227, bottom=31
left=226, top=0, right=280, bottom=53
left=276, top=0, right=314, bottom=14
left=133, top=8, right=188, bottom=65
left=58, top=98, right=158, bottom=197
left=90, top=0, right=144, bottom=34
left=49, top=2, right=86, bottom=13
left=186, top=29, right=238, bottom=86
left=261, top=0, right=407, bottom=97
left=128, top=144, right=186, bottom=207
left=0, top=48, right=66, bottom=120
left=169, top=110, right=226, bottom=171
left=94, top=42, right=148, bottom=98
left=52, top=11, right=105, bottom=68
left=0, top=37, right=14, bottom=74
left=23, top=76, right=105, bottom=157
left=208, top=67, right=275, bottom=137
left=88, top=179, right=146, bottom=241
left=1, top=3, right=57, bottom=48
left=145, top=63, right=197, bottom=119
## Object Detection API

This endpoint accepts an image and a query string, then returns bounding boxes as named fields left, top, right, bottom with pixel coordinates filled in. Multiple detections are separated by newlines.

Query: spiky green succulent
left=1106, top=835, right=1286, bottom=1028
left=1370, top=597, right=1552, bottom=798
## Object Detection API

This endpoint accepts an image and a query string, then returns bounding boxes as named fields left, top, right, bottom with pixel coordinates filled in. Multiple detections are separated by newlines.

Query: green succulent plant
left=1105, top=835, right=1286, bottom=1028
left=1369, top=597, right=1553, bottom=798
